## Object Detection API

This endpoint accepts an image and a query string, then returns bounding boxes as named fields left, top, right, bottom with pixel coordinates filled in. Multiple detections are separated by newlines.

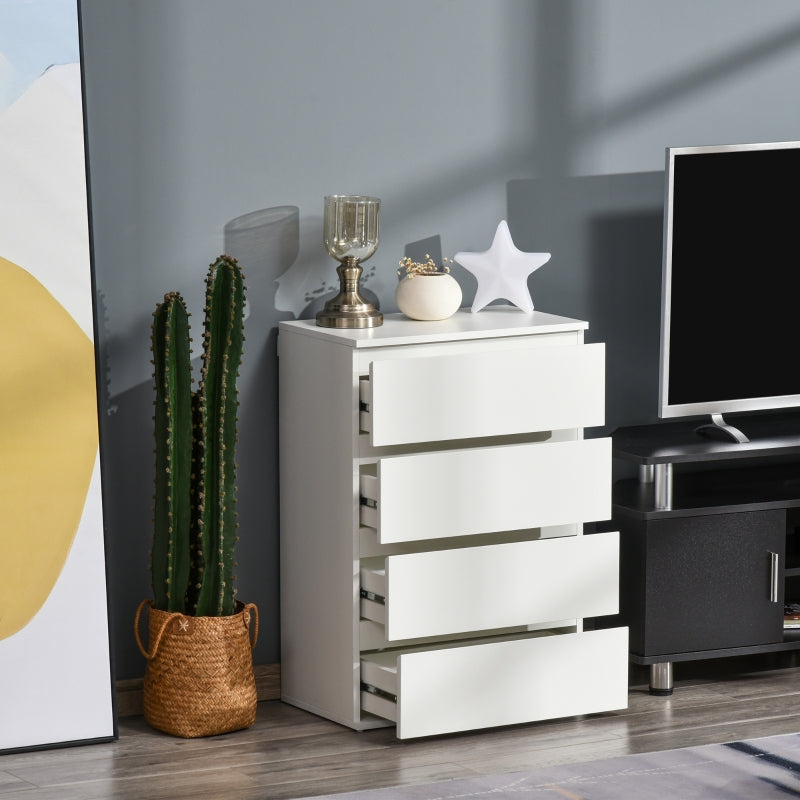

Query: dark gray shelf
left=630, top=633, right=800, bottom=666
left=613, top=411, right=800, bottom=466
left=613, top=462, right=800, bottom=520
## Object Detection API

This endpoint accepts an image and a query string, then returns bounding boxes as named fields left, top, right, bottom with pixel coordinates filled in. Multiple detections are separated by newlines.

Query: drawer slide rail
left=360, top=588, right=386, bottom=605
left=361, top=682, right=397, bottom=704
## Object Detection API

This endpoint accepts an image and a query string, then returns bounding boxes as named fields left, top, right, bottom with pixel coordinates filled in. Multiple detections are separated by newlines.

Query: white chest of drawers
left=278, top=308, right=628, bottom=739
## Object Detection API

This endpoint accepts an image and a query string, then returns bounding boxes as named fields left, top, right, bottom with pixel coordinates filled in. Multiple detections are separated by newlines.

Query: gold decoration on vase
left=316, top=195, right=383, bottom=328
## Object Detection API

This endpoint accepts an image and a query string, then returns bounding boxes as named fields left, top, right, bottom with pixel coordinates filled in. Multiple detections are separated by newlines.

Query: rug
left=301, top=733, right=800, bottom=799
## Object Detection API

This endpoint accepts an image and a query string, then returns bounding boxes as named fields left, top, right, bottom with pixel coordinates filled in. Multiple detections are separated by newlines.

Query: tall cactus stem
left=192, top=255, right=245, bottom=616
left=151, top=292, right=192, bottom=612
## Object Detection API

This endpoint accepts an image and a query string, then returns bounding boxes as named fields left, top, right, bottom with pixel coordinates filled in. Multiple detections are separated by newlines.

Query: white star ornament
left=454, top=220, right=551, bottom=313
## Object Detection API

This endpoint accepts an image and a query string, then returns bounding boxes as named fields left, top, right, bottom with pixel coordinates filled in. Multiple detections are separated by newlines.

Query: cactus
left=151, top=292, right=193, bottom=612
left=192, top=258, right=245, bottom=616
left=150, top=256, right=245, bottom=616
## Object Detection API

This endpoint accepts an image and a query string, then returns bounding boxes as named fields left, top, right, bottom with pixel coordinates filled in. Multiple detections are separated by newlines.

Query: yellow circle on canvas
left=0, top=256, right=98, bottom=640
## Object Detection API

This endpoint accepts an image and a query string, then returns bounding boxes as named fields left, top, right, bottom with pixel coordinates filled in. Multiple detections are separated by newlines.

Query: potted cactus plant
left=134, top=254, right=258, bottom=738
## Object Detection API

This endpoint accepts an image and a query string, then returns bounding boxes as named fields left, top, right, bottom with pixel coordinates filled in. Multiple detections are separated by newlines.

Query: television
left=659, top=140, right=800, bottom=442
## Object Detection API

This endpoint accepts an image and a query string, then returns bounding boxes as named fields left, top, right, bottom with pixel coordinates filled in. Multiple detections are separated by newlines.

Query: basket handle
left=135, top=600, right=259, bottom=657
left=134, top=599, right=184, bottom=661
left=242, top=602, right=259, bottom=650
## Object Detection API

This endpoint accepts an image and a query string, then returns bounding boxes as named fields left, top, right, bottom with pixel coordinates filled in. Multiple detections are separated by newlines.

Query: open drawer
left=360, top=438, right=611, bottom=544
left=360, top=342, right=604, bottom=446
left=361, top=627, right=628, bottom=739
left=360, top=532, right=620, bottom=640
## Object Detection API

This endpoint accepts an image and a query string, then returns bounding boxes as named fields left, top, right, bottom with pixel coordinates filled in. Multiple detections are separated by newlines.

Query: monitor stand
left=694, top=412, right=750, bottom=444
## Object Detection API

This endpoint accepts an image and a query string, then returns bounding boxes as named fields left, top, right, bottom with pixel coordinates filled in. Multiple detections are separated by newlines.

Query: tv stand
left=611, top=411, right=800, bottom=695
left=694, top=412, right=750, bottom=444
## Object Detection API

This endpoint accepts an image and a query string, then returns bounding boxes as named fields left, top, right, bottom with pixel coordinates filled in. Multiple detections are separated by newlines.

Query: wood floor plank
left=2, top=658, right=800, bottom=800
left=616, top=693, right=800, bottom=737
left=0, top=772, right=32, bottom=791
left=7, top=731, right=391, bottom=788
left=239, top=752, right=473, bottom=800
left=0, top=787, right=91, bottom=800
left=460, top=715, right=800, bottom=776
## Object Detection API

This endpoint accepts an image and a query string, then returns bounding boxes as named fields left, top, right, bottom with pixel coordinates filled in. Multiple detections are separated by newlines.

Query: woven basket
left=135, top=599, right=258, bottom=738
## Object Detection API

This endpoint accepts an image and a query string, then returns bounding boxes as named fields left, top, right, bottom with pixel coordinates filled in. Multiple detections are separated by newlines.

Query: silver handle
left=769, top=551, right=780, bottom=604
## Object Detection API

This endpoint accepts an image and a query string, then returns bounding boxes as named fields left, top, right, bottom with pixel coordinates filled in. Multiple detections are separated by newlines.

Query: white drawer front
left=363, top=342, right=604, bottom=446
left=361, top=531, right=619, bottom=641
left=360, top=438, right=611, bottom=544
left=361, top=627, right=628, bottom=739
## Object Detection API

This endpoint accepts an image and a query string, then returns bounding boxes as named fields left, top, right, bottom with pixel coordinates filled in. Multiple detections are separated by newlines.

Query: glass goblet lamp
left=316, top=195, right=383, bottom=328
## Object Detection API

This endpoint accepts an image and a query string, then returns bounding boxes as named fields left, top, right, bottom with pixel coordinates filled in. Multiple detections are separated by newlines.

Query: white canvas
left=0, top=0, right=114, bottom=751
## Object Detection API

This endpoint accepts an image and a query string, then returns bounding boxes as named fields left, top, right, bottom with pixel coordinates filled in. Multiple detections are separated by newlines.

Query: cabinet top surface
left=278, top=307, right=588, bottom=348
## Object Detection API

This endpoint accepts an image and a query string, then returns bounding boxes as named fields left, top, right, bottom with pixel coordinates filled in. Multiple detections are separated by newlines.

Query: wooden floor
left=3, top=655, right=800, bottom=800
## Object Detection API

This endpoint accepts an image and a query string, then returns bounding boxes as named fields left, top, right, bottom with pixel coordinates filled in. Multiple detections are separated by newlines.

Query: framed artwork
left=0, top=0, right=115, bottom=750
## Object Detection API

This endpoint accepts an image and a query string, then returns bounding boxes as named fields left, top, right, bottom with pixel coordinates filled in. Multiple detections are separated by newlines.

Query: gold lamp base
left=316, top=259, right=383, bottom=328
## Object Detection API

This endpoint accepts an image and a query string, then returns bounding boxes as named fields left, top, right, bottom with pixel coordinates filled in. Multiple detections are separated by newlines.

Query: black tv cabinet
left=611, top=412, right=800, bottom=694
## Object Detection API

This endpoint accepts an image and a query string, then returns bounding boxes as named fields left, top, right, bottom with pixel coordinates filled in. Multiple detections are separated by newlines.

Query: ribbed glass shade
left=323, top=195, right=380, bottom=263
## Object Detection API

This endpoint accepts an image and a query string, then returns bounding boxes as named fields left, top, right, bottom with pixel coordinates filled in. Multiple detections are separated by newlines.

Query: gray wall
left=78, top=0, right=800, bottom=679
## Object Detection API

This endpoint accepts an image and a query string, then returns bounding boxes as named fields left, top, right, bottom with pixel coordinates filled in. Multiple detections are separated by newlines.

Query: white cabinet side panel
left=279, top=330, right=360, bottom=727
left=376, top=438, right=611, bottom=543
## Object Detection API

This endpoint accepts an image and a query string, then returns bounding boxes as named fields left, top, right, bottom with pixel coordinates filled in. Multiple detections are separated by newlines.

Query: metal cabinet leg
left=649, top=662, right=673, bottom=696
left=653, top=464, right=673, bottom=510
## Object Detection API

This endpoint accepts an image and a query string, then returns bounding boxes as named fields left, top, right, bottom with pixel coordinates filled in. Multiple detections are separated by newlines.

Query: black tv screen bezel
left=659, top=140, right=800, bottom=420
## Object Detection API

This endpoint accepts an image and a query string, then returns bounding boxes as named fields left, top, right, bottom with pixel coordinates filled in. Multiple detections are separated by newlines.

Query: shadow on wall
left=507, top=172, right=665, bottom=436
left=103, top=204, right=488, bottom=677
left=216, top=206, right=306, bottom=671
left=402, top=234, right=476, bottom=304
left=237, top=205, right=380, bottom=320
left=105, top=206, right=315, bottom=677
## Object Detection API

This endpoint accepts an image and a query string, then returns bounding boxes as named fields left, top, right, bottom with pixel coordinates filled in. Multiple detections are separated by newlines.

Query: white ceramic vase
left=395, top=273, right=462, bottom=321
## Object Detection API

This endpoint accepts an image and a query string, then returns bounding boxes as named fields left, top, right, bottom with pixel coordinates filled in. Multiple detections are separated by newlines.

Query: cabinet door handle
left=769, top=551, right=780, bottom=604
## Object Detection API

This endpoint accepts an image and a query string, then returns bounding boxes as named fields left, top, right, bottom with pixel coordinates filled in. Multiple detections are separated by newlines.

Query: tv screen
left=659, top=141, right=800, bottom=421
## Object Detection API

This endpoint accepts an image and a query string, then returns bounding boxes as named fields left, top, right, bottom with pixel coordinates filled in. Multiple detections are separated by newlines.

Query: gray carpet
left=303, top=733, right=800, bottom=799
